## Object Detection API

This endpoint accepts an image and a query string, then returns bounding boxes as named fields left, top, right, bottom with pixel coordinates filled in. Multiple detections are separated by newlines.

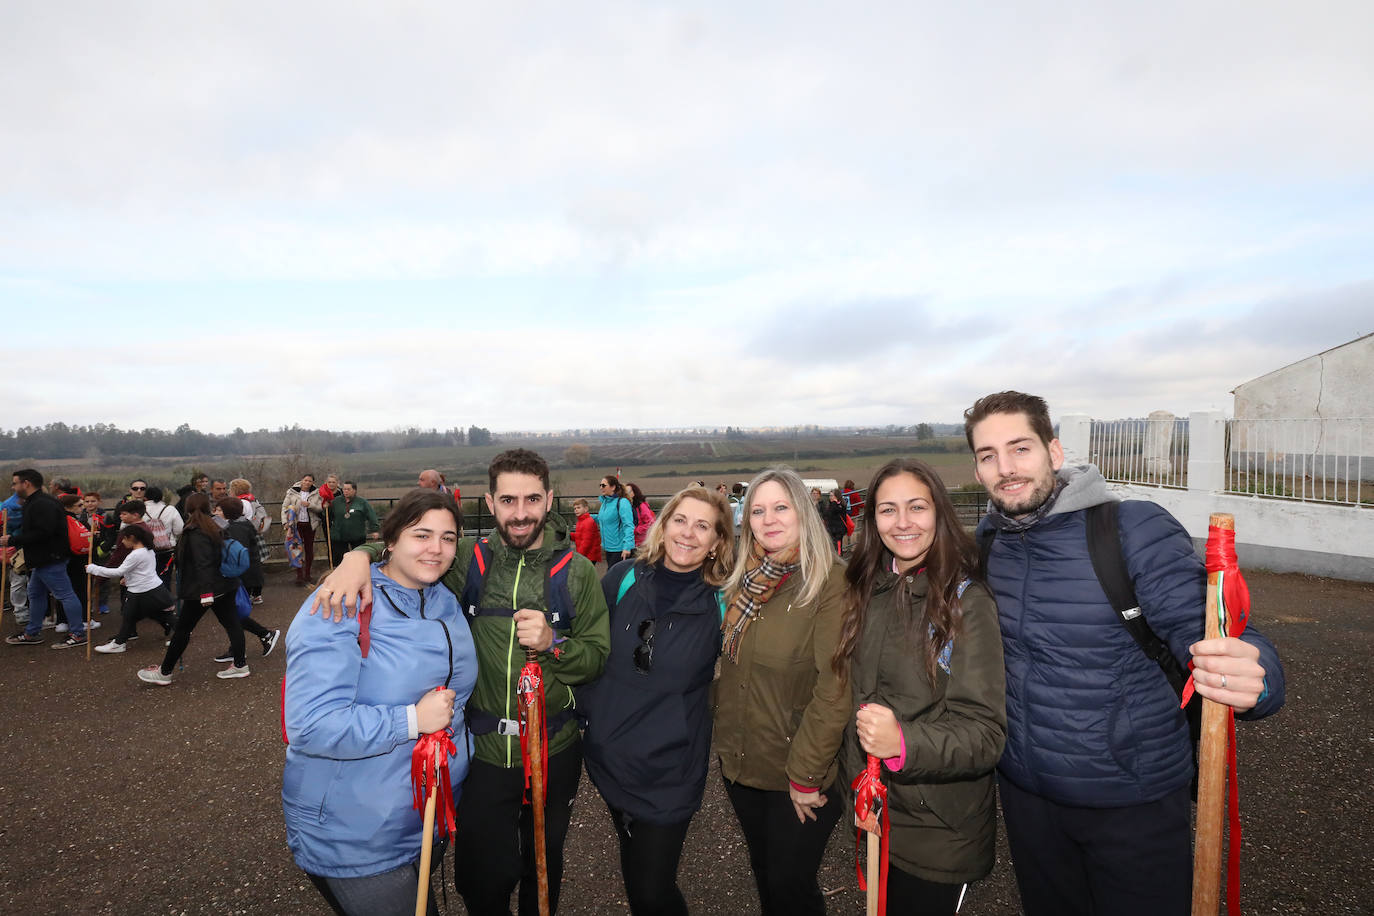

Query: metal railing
left=1089, top=416, right=1190, bottom=488
left=1225, top=418, right=1369, bottom=505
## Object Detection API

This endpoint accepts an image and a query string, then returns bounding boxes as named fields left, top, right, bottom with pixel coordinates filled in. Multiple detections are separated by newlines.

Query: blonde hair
left=726, top=466, right=836, bottom=608
left=637, top=485, right=735, bottom=587
left=229, top=478, right=252, bottom=496
left=572, top=498, right=590, bottom=512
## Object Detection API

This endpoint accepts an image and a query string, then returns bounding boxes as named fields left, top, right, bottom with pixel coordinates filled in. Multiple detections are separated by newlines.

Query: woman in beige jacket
left=714, top=466, right=848, bottom=916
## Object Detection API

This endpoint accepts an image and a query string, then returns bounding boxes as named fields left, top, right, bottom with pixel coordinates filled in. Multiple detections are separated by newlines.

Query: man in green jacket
left=316, top=448, right=609, bottom=916
left=325, top=481, right=379, bottom=567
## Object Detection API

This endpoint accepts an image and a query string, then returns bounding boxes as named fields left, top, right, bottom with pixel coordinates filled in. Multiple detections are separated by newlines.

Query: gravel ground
left=0, top=568, right=1369, bottom=915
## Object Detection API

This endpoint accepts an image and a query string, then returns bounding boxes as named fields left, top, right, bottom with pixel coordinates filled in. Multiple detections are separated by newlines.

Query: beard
left=496, top=513, right=548, bottom=551
left=987, top=469, right=1058, bottom=518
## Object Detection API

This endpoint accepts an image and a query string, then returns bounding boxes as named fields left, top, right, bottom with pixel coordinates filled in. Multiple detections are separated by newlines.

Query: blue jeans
left=27, top=561, right=84, bottom=638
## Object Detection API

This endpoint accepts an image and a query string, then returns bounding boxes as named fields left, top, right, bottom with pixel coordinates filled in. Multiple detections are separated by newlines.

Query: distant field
left=32, top=434, right=977, bottom=505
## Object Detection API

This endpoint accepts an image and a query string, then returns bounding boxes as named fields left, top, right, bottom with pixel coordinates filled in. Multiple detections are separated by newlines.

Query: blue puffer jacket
left=597, top=494, right=636, bottom=555
left=978, top=465, right=1285, bottom=808
left=282, top=567, right=478, bottom=877
left=578, top=560, right=723, bottom=825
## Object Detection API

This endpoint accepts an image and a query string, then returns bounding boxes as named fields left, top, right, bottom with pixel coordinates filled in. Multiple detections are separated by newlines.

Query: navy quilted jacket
left=977, top=465, right=1285, bottom=808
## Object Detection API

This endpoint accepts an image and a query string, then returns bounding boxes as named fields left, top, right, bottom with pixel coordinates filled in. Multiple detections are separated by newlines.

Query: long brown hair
left=831, top=459, right=980, bottom=684
left=181, top=492, right=223, bottom=545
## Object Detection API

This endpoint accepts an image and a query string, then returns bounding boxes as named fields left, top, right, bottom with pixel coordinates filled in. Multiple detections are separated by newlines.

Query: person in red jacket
left=570, top=498, right=602, bottom=563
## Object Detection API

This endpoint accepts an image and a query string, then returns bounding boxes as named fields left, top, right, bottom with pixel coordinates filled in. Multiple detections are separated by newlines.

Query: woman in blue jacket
left=282, top=489, right=478, bottom=916
left=579, top=484, right=734, bottom=915
left=597, top=474, right=637, bottom=568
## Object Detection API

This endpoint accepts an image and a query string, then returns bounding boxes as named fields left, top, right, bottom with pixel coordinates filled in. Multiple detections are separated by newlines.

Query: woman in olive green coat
left=715, top=466, right=848, bottom=916
left=833, top=459, right=1006, bottom=915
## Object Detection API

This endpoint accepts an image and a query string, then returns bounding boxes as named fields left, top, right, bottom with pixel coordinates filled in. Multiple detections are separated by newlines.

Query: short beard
left=497, top=514, right=548, bottom=551
left=988, top=473, right=1057, bottom=519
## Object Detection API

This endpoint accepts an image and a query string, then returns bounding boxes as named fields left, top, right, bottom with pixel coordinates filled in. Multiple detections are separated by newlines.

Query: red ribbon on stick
left=851, top=754, right=889, bottom=915
left=518, top=660, right=548, bottom=794
left=1187, top=522, right=1250, bottom=916
left=410, top=725, right=458, bottom=840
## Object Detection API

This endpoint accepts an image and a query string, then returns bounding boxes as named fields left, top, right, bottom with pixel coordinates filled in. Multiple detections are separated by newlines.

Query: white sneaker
left=217, top=663, right=251, bottom=679
left=94, top=640, right=126, bottom=654
left=89, top=620, right=101, bottom=629
left=55, top=623, right=69, bottom=633
left=137, top=665, right=174, bottom=686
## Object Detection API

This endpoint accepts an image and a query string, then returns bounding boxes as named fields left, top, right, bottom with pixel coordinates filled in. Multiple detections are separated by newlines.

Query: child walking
left=87, top=527, right=176, bottom=654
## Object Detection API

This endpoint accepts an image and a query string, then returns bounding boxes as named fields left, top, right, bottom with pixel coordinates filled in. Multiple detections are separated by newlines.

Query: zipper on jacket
left=505, top=552, right=526, bottom=767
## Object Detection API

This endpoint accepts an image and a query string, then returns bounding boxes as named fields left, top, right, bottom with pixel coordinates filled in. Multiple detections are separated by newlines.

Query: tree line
left=0, top=422, right=495, bottom=460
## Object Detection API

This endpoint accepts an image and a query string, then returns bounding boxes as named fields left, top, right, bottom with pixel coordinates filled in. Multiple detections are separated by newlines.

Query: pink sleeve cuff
left=883, top=729, right=907, bottom=773
left=788, top=779, right=819, bottom=794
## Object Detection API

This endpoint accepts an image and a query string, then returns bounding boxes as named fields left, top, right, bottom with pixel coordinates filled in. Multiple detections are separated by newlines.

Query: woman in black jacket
left=137, top=492, right=248, bottom=685
left=578, top=485, right=735, bottom=916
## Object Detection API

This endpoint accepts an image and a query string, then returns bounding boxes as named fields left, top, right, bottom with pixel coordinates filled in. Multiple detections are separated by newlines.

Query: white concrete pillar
left=1059, top=414, right=1092, bottom=466
left=1188, top=410, right=1226, bottom=492
left=1145, top=410, right=1176, bottom=477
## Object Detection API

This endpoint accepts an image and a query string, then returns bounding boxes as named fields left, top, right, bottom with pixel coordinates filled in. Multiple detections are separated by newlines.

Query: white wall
left=1059, top=411, right=1374, bottom=583
left=1233, top=333, right=1374, bottom=420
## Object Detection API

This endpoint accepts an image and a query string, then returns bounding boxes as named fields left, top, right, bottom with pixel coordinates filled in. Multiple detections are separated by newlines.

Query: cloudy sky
left=4, top=1, right=1371, bottom=434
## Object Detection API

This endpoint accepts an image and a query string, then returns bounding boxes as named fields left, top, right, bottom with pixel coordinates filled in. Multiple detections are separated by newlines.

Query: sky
left=4, top=1, right=1372, bottom=435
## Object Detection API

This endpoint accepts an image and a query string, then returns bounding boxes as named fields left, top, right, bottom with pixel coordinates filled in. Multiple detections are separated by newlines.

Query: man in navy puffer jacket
left=965, top=391, right=1284, bottom=916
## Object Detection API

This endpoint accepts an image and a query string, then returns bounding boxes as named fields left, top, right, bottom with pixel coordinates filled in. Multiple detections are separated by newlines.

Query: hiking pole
left=1191, top=513, right=1251, bottom=916
left=323, top=503, right=334, bottom=572
left=85, top=518, right=95, bottom=661
left=852, top=754, right=888, bottom=916
left=519, top=645, right=551, bottom=916
left=410, top=704, right=458, bottom=916
left=1, top=511, right=8, bottom=627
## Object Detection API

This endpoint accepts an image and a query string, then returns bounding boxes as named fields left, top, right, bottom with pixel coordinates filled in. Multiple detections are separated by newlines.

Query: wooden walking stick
left=409, top=696, right=458, bottom=916
left=85, top=517, right=95, bottom=661
left=851, top=754, right=889, bottom=916
left=1, top=510, right=9, bottom=626
left=322, top=502, right=335, bottom=571
left=519, top=644, right=551, bottom=916
left=1190, top=513, right=1251, bottom=916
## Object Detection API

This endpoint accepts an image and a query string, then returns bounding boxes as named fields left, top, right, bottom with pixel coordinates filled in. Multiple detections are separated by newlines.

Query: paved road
left=0, top=569, right=1368, bottom=914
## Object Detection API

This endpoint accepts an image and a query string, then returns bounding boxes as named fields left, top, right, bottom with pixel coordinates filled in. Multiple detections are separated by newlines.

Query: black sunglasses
left=633, top=618, right=655, bottom=675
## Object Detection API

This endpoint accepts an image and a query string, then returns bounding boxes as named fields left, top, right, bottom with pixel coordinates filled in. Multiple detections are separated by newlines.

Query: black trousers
left=114, top=586, right=176, bottom=644
left=329, top=538, right=363, bottom=568
left=453, top=742, right=583, bottom=916
left=723, top=779, right=842, bottom=916
left=160, top=592, right=245, bottom=671
left=607, top=805, right=691, bottom=916
left=999, top=774, right=1192, bottom=916
left=885, top=864, right=967, bottom=915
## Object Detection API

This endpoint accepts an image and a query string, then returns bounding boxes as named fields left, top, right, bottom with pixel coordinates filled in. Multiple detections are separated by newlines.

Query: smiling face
left=661, top=496, right=723, bottom=573
left=485, top=471, right=551, bottom=551
left=971, top=411, right=1064, bottom=518
left=873, top=472, right=937, bottom=574
left=749, top=480, right=800, bottom=555
left=383, top=508, right=459, bottom=589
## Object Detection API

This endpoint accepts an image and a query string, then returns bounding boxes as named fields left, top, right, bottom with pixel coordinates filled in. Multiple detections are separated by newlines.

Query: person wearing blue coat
left=283, top=490, right=477, bottom=916
left=579, top=485, right=734, bottom=915
left=597, top=475, right=637, bottom=567
left=966, top=392, right=1285, bottom=916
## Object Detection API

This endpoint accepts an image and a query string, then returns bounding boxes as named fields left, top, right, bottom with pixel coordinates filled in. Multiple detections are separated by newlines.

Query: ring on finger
left=1220, top=674, right=1228, bottom=689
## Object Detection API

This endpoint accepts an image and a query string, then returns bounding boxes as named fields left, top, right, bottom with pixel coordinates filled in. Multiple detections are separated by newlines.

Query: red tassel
left=411, top=713, right=459, bottom=839
left=851, top=754, right=890, bottom=913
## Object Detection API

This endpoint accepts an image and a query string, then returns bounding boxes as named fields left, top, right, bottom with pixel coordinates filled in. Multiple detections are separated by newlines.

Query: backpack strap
left=461, top=539, right=576, bottom=631
left=1085, top=501, right=1189, bottom=698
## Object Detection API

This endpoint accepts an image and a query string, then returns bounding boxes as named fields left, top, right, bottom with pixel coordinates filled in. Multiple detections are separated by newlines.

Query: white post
left=1188, top=410, right=1226, bottom=492
left=1059, top=414, right=1092, bottom=466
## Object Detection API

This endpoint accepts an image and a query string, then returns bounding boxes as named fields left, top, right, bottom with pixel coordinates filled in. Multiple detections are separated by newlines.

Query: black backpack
left=978, top=500, right=1203, bottom=790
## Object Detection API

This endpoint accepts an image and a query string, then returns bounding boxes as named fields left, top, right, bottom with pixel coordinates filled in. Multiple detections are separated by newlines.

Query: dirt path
left=0, top=569, right=1367, bottom=915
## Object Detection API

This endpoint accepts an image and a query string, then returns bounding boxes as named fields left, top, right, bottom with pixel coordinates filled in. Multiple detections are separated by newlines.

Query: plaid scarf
left=722, top=541, right=800, bottom=662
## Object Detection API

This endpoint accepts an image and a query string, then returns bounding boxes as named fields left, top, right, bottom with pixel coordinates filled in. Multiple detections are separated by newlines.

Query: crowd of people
left=4, top=388, right=1289, bottom=916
